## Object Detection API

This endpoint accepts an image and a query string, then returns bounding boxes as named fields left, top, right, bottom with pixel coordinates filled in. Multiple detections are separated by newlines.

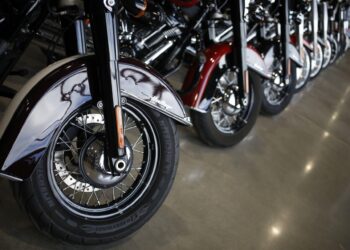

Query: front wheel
left=322, top=39, right=332, bottom=69
left=329, top=36, right=339, bottom=65
left=261, top=62, right=297, bottom=115
left=294, top=47, right=311, bottom=93
left=309, top=42, right=324, bottom=79
left=12, top=100, right=179, bottom=245
left=191, top=66, right=262, bottom=147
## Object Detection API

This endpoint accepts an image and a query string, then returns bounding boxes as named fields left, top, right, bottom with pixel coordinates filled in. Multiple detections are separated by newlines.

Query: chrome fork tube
left=322, top=2, right=329, bottom=43
left=74, top=19, right=87, bottom=54
left=231, top=0, right=249, bottom=98
left=297, top=14, right=304, bottom=58
left=280, top=0, right=291, bottom=84
left=311, top=0, right=319, bottom=55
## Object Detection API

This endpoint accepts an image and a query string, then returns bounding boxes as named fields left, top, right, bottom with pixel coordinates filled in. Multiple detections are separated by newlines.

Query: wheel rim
left=210, top=67, right=254, bottom=134
left=322, top=40, right=332, bottom=68
left=295, top=47, right=311, bottom=90
left=310, top=44, right=323, bottom=78
left=263, top=60, right=291, bottom=106
left=329, top=38, right=338, bottom=64
left=47, top=103, right=159, bottom=219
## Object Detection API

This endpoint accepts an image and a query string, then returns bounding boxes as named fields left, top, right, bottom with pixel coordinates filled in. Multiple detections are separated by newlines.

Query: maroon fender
left=181, top=43, right=231, bottom=110
left=290, top=34, right=312, bottom=50
left=181, top=43, right=268, bottom=111
left=290, top=34, right=297, bottom=45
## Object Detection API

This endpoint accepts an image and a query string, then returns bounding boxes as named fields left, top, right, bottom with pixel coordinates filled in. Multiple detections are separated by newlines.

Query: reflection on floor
left=0, top=45, right=350, bottom=250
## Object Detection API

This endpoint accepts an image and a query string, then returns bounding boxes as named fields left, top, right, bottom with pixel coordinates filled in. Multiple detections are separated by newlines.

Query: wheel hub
left=79, top=134, right=133, bottom=189
left=222, top=88, right=241, bottom=116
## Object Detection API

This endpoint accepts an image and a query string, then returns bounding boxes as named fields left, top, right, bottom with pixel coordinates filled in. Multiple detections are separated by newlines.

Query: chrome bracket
left=103, top=0, right=115, bottom=12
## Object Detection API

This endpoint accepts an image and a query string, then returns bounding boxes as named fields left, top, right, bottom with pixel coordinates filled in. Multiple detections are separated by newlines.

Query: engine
left=118, top=0, right=199, bottom=71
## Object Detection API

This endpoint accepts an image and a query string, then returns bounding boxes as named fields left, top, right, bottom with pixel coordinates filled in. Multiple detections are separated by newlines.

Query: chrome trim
left=190, top=107, right=207, bottom=114
left=138, top=24, right=167, bottom=49
left=247, top=48, right=272, bottom=79
left=214, top=26, right=233, bottom=43
left=247, top=31, right=257, bottom=43
left=143, top=41, right=174, bottom=65
left=288, top=44, right=303, bottom=67
left=0, top=173, right=23, bottom=182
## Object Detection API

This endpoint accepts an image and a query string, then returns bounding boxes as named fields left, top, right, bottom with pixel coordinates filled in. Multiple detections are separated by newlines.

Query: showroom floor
left=0, top=46, right=350, bottom=250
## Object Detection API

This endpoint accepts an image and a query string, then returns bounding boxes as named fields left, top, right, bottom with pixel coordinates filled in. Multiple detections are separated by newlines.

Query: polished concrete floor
left=0, top=46, right=350, bottom=250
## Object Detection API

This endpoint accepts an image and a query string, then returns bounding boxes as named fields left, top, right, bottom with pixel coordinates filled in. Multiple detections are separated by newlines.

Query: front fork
left=296, top=12, right=305, bottom=59
left=280, top=0, right=291, bottom=84
left=321, top=2, right=329, bottom=44
left=311, top=0, right=319, bottom=57
left=231, top=0, right=249, bottom=104
left=87, top=2, right=126, bottom=166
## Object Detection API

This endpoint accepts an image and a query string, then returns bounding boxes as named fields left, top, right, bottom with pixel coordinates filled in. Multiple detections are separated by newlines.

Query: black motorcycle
left=0, top=0, right=191, bottom=244
left=26, top=0, right=263, bottom=148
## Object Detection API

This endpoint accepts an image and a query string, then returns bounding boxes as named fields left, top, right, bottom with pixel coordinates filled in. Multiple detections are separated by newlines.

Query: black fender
left=0, top=55, right=190, bottom=180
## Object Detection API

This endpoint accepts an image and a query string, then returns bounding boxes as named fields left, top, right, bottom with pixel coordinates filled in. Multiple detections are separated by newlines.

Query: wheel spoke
left=132, top=133, right=144, bottom=149
left=93, top=188, right=101, bottom=206
left=49, top=104, right=157, bottom=218
left=79, top=185, right=87, bottom=204
left=69, top=121, right=94, bottom=135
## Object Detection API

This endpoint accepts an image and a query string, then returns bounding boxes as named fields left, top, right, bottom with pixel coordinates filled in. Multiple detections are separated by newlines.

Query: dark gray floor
left=0, top=46, right=350, bottom=250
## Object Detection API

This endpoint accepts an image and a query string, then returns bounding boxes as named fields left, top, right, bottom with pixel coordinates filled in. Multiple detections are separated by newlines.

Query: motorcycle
left=290, top=0, right=312, bottom=92
left=0, top=0, right=191, bottom=244
left=241, top=0, right=302, bottom=115
left=301, top=0, right=325, bottom=79
left=116, top=0, right=264, bottom=147
left=319, top=0, right=333, bottom=69
left=330, top=0, right=350, bottom=57
left=192, top=0, right=303, bottom=115
left=26, top=0, right=262, bottom=147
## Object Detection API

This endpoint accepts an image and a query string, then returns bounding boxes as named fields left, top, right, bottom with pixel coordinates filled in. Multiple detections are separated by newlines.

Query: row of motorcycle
left=36, top=0, right=350, bottom=147
left=0, top=0, right=349, bottom=245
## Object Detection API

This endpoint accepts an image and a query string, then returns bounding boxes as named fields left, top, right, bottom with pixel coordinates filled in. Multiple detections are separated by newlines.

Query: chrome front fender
left=247, top=47, right=273, bottom=79
left=0, top=55, right=190, bottom=180
left=288, top=43, right=303, bottom=67
left=264, top=44, right=303, bottom=70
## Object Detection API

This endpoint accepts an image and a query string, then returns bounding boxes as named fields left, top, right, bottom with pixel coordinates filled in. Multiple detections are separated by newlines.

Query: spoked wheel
left=322, top=39, right=332, bottom=69
left=191, top=57, right=262, bottom=147
left=329, top=36, right=339, bottom=65
left=261, top=60, right=296, bottom=115
left=294, top=46, right=311, bottom=93
left=309, top=42, right=324, bottom=79
left=12, top=100, right=179, bottom=244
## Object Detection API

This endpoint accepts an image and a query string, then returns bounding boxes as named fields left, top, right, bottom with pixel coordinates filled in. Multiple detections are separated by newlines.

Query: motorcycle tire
left=294, top=47, right=311, bottom=93
left=191, top=69, right=262, bottom=148
left=329, top=36, right=339, bottom=65
left=261, top=63, right=297, bottom=115
left=309, top=42, right=324, bottom=79
left=322, top=39, right=332, bottom=69
left=11, top=100, right=179, bottom=245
